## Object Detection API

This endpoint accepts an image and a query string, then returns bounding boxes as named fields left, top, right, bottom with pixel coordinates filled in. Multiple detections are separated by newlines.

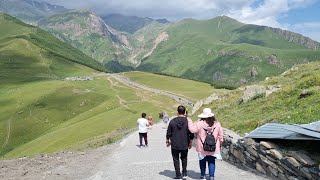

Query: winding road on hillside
left=108, top=74, right=195, bottom=108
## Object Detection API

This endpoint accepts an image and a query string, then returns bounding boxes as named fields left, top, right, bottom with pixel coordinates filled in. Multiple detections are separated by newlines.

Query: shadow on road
left=159, top=169, right=200, bottom=179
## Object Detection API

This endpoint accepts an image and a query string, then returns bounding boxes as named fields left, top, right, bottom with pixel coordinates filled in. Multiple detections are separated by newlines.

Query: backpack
left=200, top=127, right=216, bottom=152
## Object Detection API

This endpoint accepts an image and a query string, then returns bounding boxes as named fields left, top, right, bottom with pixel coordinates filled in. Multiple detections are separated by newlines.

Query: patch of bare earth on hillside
left=127, top=32, right=169, bottom=65
left=142, top=32, right=169, bottom=59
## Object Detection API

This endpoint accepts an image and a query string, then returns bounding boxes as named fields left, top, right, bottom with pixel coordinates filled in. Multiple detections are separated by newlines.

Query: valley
left=0, top=2, right=320, bottom=179
left=0, top=13, right=185, bottom=158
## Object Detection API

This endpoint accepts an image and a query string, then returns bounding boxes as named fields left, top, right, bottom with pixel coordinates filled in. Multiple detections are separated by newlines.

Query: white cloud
left=290, top=22, right=320, bottom=41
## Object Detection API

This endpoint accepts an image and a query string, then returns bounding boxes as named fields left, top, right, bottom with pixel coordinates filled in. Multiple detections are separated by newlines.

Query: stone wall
left=222, top=130, right=320, bottom=180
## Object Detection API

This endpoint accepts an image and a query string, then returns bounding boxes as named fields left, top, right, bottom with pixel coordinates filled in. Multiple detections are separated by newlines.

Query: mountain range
left=0, top=0, right=67, bottom=23
left=1, top=0, right=320, bottom=85
left=0, top=8, right=320, bottom=159
left=0, top=13, right=179, bottom=157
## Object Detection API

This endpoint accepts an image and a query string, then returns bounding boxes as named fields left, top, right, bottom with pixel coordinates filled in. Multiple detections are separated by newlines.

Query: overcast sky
left=42, top=0, right=320, bottom=41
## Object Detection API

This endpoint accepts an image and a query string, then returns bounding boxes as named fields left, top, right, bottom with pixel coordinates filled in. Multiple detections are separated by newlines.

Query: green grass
left=1, top=77, right=178, bottom=158
left=197, top=61, right=320, bottom=134
left=122, top=71, right=225, bottom=102
left=0, top=13, right=179, bottom=158
left=2, top=12, right=320, bottom=160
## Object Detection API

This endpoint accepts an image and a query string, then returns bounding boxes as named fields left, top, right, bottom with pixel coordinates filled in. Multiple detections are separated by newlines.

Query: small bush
left=211, top=82, right=239, bottom=90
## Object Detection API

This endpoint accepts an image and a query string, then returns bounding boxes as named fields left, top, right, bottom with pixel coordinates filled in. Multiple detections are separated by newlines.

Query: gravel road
left=109, top=74, right=195, bottom=108
left=87, top=123, right=269, bottom=180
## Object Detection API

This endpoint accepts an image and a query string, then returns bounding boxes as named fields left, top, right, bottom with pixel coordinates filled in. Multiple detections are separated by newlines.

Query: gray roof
left=246, top=121, right=320, bottom=140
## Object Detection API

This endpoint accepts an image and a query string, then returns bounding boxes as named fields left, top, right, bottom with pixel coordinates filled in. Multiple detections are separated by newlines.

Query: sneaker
left=145, top=145, right=148, bottom=148
left=200, top=176, right=206, bottom=180
left=209, top=177, right=214, bottom=180
left=182, top=173, right=188, bottom=179
left=173, top=176, right=182, bottom=179
left=182, top=175, right=188, bottom=179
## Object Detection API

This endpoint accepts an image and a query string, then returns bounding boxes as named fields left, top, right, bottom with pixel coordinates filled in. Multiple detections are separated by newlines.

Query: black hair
left=205, top=116, right=216, bottom=127
left=177, top=105, right=186, bottom=115
left=142, top=113, right=146, bottom=118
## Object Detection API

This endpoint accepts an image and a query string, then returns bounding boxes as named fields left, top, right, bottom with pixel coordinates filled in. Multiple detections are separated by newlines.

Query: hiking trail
left=0, top=123, right=269, bottom=180
left=0, top=74, right=269, bottom=180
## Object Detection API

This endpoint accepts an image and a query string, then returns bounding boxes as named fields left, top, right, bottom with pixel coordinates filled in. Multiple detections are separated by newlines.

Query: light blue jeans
left=199, top=155, right=216, bottom=177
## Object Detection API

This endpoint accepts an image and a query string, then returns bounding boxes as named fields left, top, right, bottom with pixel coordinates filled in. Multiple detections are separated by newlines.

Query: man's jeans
left=199, top=155, right=216, bottom=177
left=139, top=133, right=148, bottom=146
left=171, top=149, right=188, bottom=177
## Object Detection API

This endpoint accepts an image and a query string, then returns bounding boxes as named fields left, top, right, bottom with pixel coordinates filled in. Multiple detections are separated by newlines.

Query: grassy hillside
left=38, top=10, right=170, bottom=72
left=1, top=77, right=178, bottom=158
left=0, top=13, right=178, bottom=158
left=37, top=9, right=134, bottom=69
left=0, top=12, right=104, bottom=85
left=123, top=71, right=223, bottom=102
left=137, top=16, right=320, bottom=85
left=196, top=61, right=320, bottom=134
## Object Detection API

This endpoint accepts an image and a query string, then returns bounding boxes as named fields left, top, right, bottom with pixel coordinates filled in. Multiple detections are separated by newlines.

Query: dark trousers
left=139, top=133, right=148, bottom=146
left=171, top=148, right=188, bottom=177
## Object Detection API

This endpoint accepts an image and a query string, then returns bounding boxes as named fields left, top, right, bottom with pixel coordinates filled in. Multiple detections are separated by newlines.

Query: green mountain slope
left=137, top=16, right=320, bottom=85
left=0, top=13, right=179, bottom=158
left=202, top=61, right=320, bottom=134
left=102, top=13, right=169, bottom=34
left=38, top=10, right=133, bottom=69
left=3, top=0, right=319, bottom=86
left=38, top=9, right=171, bottom=72
left=0, top=12, right=103, bottom=85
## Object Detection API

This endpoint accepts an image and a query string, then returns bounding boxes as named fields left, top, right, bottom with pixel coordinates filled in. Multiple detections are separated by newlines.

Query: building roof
left=246, top=121, right=320, bottom=140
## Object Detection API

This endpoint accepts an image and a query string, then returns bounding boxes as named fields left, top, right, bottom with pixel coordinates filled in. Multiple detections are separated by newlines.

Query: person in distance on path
left=163, top=112, right=170, bottom=129
left=137, top=112, right=149, bottom=148
left=147, top=114, right=153, bottom=128
left=166, top=105, right=194, bottom=180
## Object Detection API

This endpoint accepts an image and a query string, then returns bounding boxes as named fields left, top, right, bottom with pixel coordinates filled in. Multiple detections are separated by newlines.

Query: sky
left=42, top=0, right=320, bottom=41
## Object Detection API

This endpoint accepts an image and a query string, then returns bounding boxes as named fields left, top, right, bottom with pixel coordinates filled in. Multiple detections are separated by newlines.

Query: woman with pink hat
left=187, top=108, right=223, bottom=180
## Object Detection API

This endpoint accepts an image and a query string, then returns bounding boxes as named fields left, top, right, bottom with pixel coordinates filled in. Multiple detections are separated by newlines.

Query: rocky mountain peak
left=266, top=27, right=319, bottom=50
left=23, top=0, right=66, bottom=11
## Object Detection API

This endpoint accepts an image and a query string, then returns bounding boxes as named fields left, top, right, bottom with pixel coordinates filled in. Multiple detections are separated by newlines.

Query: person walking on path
left=163, top=112, right=169, bottom=129
left=137, top=112, right=149, bottom=148
left=147, top=114, right=153, bottom=128
left=187, top=108, right=223, bottom=180
left=166, top=105, right=194, bottom=179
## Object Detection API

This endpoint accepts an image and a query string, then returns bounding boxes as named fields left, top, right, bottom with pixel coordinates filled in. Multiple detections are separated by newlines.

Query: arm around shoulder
left=187, top=117, right=199, bottom=133
left=217, top=121, right=224, bottom=143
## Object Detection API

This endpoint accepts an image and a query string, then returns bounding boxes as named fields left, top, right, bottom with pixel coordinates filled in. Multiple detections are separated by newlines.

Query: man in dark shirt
left=166, top=105, right=194, bottom=180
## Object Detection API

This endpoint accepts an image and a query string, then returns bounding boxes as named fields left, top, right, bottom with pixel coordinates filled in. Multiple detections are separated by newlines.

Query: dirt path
left=0, top=123, right=269, bottom=180
left=108, top=74, right=194, bottom=108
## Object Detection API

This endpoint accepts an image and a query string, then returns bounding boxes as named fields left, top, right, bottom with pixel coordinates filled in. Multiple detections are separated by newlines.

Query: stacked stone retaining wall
left=222, top=130, right=320, bottom=180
